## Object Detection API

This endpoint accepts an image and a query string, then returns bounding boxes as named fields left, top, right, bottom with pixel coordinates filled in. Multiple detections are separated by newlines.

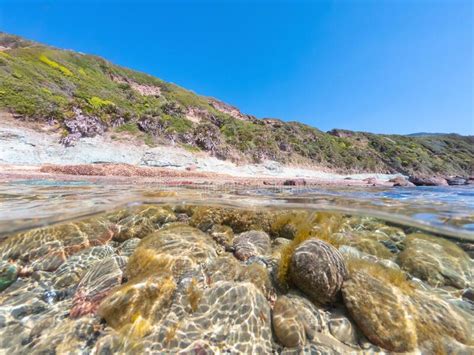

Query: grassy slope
left=0, top=32, right=472, bottom=176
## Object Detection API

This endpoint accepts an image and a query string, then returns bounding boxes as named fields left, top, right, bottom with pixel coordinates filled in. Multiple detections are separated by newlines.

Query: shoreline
left=0, top=163, right=399, bottom=187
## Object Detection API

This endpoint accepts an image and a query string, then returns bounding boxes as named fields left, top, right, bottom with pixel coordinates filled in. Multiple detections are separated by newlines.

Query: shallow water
left=0, top=181, right=473, bottom=353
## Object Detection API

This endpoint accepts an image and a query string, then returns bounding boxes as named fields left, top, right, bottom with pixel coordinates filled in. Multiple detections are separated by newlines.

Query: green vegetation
left=0, top=32, right=472, bottom=176
left=39, top=54, right=73, bottom=76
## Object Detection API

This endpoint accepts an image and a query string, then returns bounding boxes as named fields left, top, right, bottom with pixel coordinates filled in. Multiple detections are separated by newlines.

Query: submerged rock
left=28, top=315, right=102, bottom=353
left=204, top=255, right=242, bottom=283
left=273, top=296, right=307, bottom=348
left=190, top=206, right=276, bottom=233
left=397, top=233, right=472, bottom=288
left=327, top=311, right=359, bottom=347
left=0, top=261, right=18, bottom=292
left=237, top=263, right=274, bottom=301
left=98, top=275, right=177, bottom=337
left=289, top=239, right=347, bottom=305
left=0, top=217, right=116, bottom=271
left=209, top=224, right=234, bottom=251
left=114, top=205, right=177, bottom=241
left=117, top=237, right=141, bottom=257
left=346, top=232, right=394, bottom=259
left=147, top=281, right=273, bottom=353
left=52, top=245, right=115, bottom=289
left=98, top=224, right=218, bottom=340
left=126, top=225, right=218, bottom=280
left=70, top=255, right=127, bottom=318
left=342, top=259, right=471, bottom=352
left=233, top=230, right=271, bottom=261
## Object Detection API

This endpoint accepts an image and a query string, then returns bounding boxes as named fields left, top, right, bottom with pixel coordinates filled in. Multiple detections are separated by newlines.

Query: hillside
left=0, top=32, right=472, bottom=177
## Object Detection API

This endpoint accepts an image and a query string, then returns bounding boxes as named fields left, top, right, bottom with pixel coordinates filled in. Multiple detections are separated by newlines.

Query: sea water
left=0, top=181, right=472, bottom=353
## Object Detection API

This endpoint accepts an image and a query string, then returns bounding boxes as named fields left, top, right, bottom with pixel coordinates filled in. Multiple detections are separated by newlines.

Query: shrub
left=39, top=54, right=73, bottom=76
left=88, top=96, right=114, bottom=109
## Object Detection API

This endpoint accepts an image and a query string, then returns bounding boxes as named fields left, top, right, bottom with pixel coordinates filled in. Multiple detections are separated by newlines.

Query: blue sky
left=0, top=0, right=472, bottom=134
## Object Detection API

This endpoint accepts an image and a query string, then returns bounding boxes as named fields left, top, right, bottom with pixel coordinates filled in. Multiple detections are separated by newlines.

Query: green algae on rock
left=398, top=233, right=473, bottom=288
left=0, top=261, right=18, bottom=292
left=113, top=205, right=177, bottom=242
left=126, top=224, right=217, bottom=280
left=342, top=258, right=472, bottom=352
left=0, top=202, right=473, bottom=354
left=98, top=275, right=177, bottom=338
left=190, top=206, right=278, bottom=234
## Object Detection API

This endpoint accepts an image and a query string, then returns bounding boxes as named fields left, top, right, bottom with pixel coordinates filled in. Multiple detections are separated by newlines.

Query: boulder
left=272, top=296, right=307, bottom=347
left=446, top=176, right=468, bottom=186
left=233, top=230, right=271, bottom=261
left=409, top=176, right=448, bottom=186
left=289, top=239, right=347, bottom=305
left=283, top=179, right=306, bottom=186
left=389, top=176, right=415, bottom=187
left=147, top=281, right=273, bottom=353
left=342, top=259, right=471, bottom=352
left=71, top=256, right=127, bottom=318
left=397, top=233, right=472, bottom=288
left=126, top=225, right=218, bottom=280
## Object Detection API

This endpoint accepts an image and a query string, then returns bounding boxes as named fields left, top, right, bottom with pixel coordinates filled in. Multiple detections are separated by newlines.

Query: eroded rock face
left=397, top=233, right=473, bottom=288
left=289, top=240, right=347, bottom=305
left=342, top=260, right=471, bottom=352
left=233, top=230, right=271, bottom=261
left=60, top=108, right=106, bottom=147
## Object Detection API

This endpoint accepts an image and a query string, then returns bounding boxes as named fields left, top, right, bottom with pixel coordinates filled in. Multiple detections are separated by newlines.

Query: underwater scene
left=0, top=182, right=473, bottom=354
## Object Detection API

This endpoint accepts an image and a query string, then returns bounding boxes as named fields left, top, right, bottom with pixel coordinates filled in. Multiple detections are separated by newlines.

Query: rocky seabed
left=0, top=204, right=473, bottom=354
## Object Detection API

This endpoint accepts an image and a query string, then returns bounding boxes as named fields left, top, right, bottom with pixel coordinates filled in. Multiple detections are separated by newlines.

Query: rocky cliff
left=0, top=32, right=472, bottom=177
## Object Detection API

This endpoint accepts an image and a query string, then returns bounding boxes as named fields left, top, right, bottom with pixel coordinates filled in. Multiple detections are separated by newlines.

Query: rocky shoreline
left=1, top=113, right=471, bottom=188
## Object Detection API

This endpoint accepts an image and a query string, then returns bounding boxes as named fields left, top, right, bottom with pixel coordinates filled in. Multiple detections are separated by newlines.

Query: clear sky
left=0, top=0, right=472, bottom=134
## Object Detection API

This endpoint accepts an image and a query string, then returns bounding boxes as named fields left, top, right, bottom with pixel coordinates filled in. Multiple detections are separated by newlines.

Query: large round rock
left=289, top=239, right=347, bottom=305
left=233, top=230, right=271, bottom=261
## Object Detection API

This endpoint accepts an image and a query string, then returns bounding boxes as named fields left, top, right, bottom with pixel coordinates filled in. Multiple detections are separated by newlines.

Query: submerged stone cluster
left=0, top=204, right=472, bottom=353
